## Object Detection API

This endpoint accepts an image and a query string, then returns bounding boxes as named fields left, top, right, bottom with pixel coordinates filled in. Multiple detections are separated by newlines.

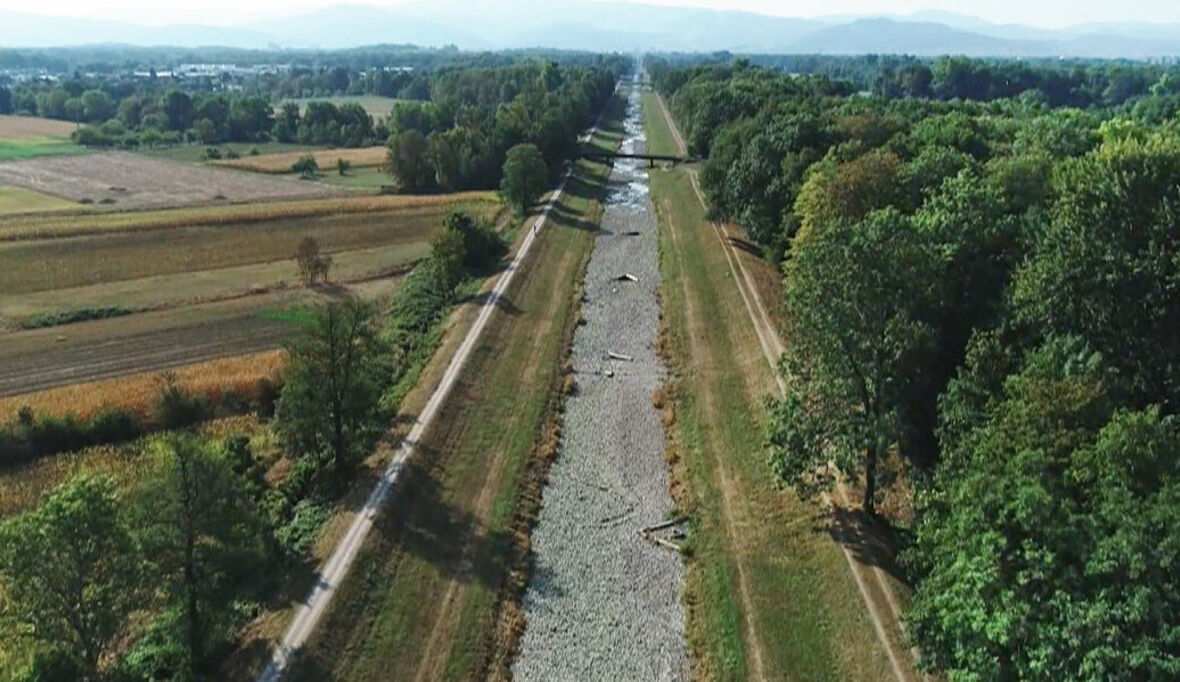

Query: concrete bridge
left=581, top=150, right=696, bottom=167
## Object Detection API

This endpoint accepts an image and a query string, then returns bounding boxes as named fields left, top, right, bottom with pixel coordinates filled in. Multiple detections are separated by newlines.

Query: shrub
left=275, top=499, right=330, bottom=556
left=203, top=146, right=222, bottom=160
left=151, top=373, right=209, bottom=430
left=249, top=146, right=261, bottom=156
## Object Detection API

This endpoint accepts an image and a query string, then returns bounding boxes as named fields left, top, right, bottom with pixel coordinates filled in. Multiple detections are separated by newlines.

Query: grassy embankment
left=642, top=90, right=897, bottom=682
left=281, top=93, right=626, bottom=682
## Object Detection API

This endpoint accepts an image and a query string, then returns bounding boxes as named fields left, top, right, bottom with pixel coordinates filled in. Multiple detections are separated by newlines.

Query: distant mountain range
left=3, top=1, right=1180, bottom=58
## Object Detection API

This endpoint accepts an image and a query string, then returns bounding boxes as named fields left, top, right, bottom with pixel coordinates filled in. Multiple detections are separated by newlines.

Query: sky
left=4, top=0, right=1180, bottom=28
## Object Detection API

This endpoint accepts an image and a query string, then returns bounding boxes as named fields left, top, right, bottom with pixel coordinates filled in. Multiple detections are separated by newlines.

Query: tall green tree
left=387, top=129, right=434, bottom=193
left=768, top=209, right=940, bottom=515
left=0, top=476, right=138, bottom=678
left=500, top=143, right=548, bottom=216
left=275, top=298, right=389, bottom=476
left=130, top=434, right=267, bottom=677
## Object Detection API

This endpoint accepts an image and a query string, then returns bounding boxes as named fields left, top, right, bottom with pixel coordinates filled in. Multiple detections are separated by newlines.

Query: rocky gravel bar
left=513, top=87, right=688, bottom=681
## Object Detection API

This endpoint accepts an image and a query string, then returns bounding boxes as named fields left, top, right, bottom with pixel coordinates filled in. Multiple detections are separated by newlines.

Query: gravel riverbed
left=512, top=87, right=688, bottom=682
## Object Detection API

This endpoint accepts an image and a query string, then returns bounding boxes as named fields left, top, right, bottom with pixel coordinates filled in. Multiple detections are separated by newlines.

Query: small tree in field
left=291, top=153, right=319, bottom=179
left=294, top=237, right=332, bottom=285
left=500, top=143, right=548, bottom=216
left=337, top=158, right=352, bottom=176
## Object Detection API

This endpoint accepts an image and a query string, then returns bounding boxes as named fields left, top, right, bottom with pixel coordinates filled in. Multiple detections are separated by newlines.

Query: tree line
left=385, top=60, right=621, bottom=193
left=651, top=56, right=1180, bottom=680
left=0, top=211, right=506, bottom=681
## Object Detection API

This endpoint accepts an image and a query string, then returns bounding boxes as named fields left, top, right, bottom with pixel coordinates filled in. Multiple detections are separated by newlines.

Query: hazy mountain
left=2, top=2, right=1179, bottom=58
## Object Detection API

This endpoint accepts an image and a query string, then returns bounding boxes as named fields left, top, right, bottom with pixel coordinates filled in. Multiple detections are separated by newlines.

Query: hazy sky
left=5, top=0, right=1180, bottom=28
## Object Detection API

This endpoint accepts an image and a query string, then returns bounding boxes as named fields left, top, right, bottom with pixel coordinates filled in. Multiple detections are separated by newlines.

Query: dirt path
left=656, top=90, right=923, bottom=682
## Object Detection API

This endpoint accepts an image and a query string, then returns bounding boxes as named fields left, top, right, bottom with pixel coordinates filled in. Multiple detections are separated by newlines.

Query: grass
left=0, top=351, right=284, bottom=424
left=0, top=185, right=81, bottom=215
left=215, top=146, right=387, bottom=174
left=0, top=191, right=495, bottom=242
left=279, top=95, right=403, bottom=120
left=0, top=137, right=86, bottom=160
left=0, top=198, right=498, bottom=296
left=319, top=166, right=393, bottom=190
left=644, top=91, right=896, bottom=681
left=282, top=95, right=621, bottom=682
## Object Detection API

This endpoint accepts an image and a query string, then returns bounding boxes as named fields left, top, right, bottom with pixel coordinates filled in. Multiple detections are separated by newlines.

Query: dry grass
left=0, top=191, right=497, bottom=241
left=0, top=115, right=77, bottom=139
left=0, top=351, right=284, bottom=422
left=215, top=146, right=388, bottom=174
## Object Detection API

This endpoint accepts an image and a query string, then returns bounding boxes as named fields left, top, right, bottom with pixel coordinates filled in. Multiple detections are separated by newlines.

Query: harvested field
left=0, top=151, right=343, bottom=209
left=0, top=185, right=80, bottom=215
left=0, top=277, right=401, bottom=397
left=0, top=244, right=418, bottom=322
left=0, top=198, right=496, bottom=295
left=215, top=146, right=387, bottom=174
left=0, top=191, right=496, bottom=241
left=0, top=351, right=283, bottom=422
left=0, top=115, right=77, bottom=139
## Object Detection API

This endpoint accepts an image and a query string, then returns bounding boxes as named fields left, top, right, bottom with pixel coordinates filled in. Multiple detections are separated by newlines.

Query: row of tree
left=653, top=57, right=1180, bottom=679
left=385, top=60, right=622, bottom=192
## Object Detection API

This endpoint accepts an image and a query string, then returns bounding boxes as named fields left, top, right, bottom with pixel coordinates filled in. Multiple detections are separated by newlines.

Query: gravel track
left=513, top=87, right=687, bottom=681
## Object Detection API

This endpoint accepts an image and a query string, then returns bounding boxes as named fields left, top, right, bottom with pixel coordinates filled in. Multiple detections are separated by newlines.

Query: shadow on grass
left=823, top=506, right=912, bottom=588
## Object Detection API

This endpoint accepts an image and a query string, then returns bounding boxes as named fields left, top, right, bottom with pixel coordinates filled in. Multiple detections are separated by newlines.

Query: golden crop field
left=215, top=146, right=388, bottom=174
left=0, top=190, right=498, bottom=241
left=0, top=350, right=285, bottom=422
left=0, top=185, right=81, bottom=215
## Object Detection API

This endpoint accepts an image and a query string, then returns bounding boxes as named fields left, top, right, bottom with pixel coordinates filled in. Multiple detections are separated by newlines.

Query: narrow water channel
left=513, top=84, right=687, bottom=681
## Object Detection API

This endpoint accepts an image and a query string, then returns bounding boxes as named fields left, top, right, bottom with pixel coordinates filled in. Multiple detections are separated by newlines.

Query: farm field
left=319, top=165, right=391, bottom=190
left=0, top=195, right=498, bottom=296
left=0, top=115, right=85, bottom=160
left=0, top=151, right=343, bottom=209
left=280, top=95, right=402, bottom=119
left=0, top=242, right=422, bottom=323
left=0, top=185, right=80, bottom=215
left=214, top=146, right=387, bottom=174
left=644, top=91, right=920, bottom=681
left=280, top=99, right=624, bottom=682
left=0, top=191, right=493, bottom=241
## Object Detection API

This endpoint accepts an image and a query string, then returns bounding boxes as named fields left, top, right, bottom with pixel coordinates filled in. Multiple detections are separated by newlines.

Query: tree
left=337, top=158, right=352, bottom=176
left=430, top=221, right=466, bottom=291
left=767, top=209, right=941, bottom=516
left=162, top=90, right=193, bottom=131
left=0, top=86, right=11, bottom=115
left=500, top=143, right=548, bottom=216
left=907, top=339, right=1180, bottom=681
left=130, top=434, right=268, bottom=676
left=80, top=89, right=113, bottom=123
left=291, top=153, right=319, bottom=179
left=274, top=299, right=389, bottom=476
left=0, top=476, right=138, bottom=677
left=293, top=236, right=331, bottom=285
left=386, top=129, right=434, bottom=193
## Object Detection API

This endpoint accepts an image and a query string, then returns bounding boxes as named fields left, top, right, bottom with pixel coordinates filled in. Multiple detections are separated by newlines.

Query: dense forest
left=649, top=56, right=1180, bottom=679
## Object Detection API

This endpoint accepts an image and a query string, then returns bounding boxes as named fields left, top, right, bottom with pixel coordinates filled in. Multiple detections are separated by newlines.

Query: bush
left=225, top=148, right=241, bottom=160
left=203, top=146, right=222, bottom=160
left=291, top=153, right=319, bottom=179
left=249, top=146, right=261, bottom=156
left=275, top=499, right=330, bottom=557
left=87, top=407, right=141, bottom=444
left=151, top=373, right=209, bottom=430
